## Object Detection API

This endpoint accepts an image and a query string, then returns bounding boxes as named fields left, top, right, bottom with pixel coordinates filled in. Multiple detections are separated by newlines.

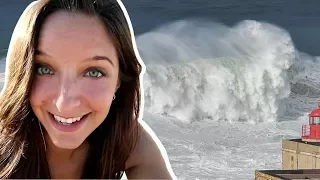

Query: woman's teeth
left=54, top=115, right=83, bottom=125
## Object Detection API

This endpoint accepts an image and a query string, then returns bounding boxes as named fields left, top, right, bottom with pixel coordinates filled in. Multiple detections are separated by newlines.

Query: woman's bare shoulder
left=125, top=120, right=176, bottom=179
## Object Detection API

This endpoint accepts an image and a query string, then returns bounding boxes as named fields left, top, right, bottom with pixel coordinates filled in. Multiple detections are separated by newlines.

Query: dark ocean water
left=1, top=0, right=320, bottom=57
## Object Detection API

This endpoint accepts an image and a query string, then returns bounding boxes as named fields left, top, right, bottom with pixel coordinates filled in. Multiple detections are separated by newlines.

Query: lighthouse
left=301, top=102, right=320, bottom=142
left=255, top=102, right=320, bottom=179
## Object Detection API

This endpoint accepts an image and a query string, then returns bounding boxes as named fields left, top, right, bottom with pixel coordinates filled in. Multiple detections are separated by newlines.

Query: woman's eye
left=85, top=68, right=105, bottom=78
left=37, top=66, right=53, bottom=75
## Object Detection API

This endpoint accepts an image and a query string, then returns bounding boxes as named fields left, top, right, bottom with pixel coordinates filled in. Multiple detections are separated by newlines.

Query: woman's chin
left=54, top=143, right=82, bottom=150
left=50, top=135, right=88, bottom=150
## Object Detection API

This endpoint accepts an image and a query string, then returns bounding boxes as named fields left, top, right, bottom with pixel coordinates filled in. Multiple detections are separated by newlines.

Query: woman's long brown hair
left=0, top=0, right=141, bottom=178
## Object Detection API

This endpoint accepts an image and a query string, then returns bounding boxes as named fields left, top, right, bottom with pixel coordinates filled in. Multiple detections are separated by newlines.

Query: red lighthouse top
left=309, top=103, right=320, bottom=117
left=301, top=101, right=320, bottom=142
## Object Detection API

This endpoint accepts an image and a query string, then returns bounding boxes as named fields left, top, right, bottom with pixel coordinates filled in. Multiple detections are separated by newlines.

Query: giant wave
left=137, top=19, right=320, bottom=124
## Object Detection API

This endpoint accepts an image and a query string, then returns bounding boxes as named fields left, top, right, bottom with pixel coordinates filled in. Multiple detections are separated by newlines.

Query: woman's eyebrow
left=35, top=49, right=51, bottom=57
left=83, top=55, right=114, bottom=67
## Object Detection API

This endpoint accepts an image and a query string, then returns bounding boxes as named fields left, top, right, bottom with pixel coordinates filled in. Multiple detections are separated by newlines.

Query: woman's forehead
left=37, top=11, right=118, bottom=65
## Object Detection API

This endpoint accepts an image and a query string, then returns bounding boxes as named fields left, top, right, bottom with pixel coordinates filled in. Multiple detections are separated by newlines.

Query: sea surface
left=1, top=0, right=320, bottom=179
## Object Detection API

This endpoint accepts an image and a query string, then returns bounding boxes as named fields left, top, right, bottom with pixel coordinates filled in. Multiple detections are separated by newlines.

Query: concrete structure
left=255, top=169, right=320, bottom=180
left=282, top=139, right=320, bottom=170
left=254, top=139, right=320, bottom=179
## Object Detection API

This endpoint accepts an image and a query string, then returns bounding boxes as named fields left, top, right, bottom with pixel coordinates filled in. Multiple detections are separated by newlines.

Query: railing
left=302, top=125, right=310, bottom=137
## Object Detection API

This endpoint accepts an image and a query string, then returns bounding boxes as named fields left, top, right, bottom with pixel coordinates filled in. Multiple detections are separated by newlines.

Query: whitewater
left=136, top=19, right=320, bottom=179
left=1, top=19, right=320, bottom=179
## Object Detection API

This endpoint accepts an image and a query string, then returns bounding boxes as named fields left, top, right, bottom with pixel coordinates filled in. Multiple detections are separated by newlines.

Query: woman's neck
left=45, top=134, right=89, bottom=179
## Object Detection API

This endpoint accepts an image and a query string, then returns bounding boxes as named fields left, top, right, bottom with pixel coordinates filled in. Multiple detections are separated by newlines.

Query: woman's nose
left=54, top=78, right=81, bottom=113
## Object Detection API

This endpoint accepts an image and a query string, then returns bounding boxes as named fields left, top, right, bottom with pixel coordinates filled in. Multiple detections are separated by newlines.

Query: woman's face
left=30, top=11, right=119, bottom=150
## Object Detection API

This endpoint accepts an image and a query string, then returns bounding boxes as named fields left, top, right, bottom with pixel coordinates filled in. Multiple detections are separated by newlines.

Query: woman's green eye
left=37, top=66, right=53, bottom=75
left=85, top=69, right=104, bottom=78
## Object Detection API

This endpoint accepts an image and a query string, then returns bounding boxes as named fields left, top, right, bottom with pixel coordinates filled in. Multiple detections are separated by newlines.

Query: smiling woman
left=0, top=0, right=175, bottom=179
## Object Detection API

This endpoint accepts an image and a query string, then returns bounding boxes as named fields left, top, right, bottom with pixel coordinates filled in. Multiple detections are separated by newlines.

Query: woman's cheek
left=32, top=77, right=57, bottom=95
left=29, top=77, right=57, bottom=107
left=80, top=79, right=115, bottom=100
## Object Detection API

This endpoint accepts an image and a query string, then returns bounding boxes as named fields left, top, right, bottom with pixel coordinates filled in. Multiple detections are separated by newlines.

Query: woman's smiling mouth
left=53, top=114, right=83, bottom=125
left=48, top=112, right=90, bottom=131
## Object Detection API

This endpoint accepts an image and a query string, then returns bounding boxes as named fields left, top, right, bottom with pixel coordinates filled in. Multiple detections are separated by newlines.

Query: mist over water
left=135, top=19, right=320, bottom=178
left=137, top=19, right=308, bottom=124
left=130, top=19, right=319, bottom=180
